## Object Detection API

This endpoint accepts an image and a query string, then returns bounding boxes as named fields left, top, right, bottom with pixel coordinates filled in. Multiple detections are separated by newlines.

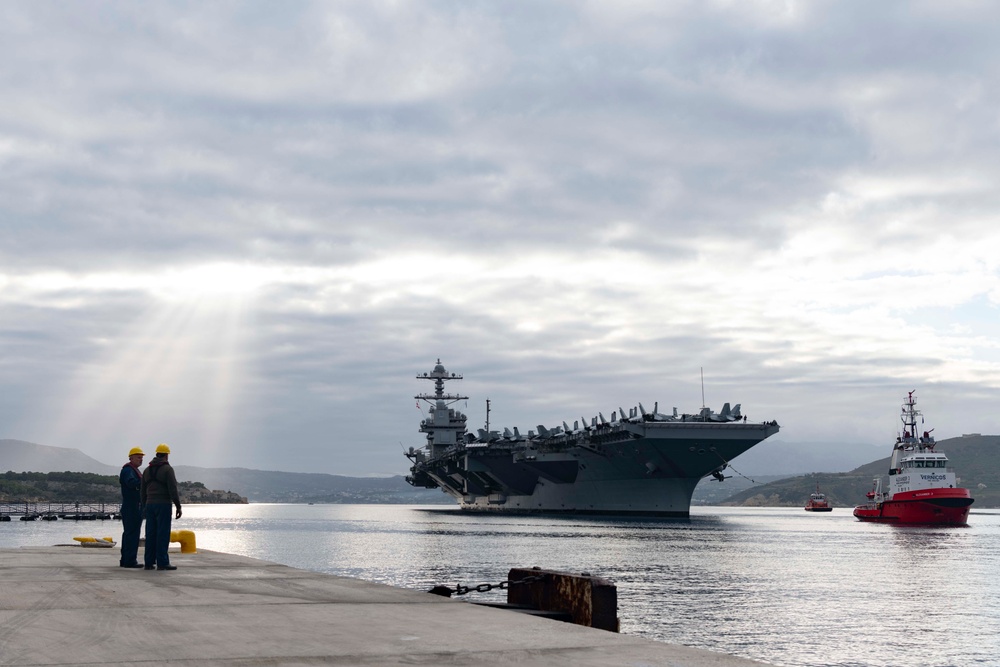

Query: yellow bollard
left=169, top=529, right=197, bottom=553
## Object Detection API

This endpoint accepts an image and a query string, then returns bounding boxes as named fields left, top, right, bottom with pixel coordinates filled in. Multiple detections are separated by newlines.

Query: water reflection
left=3, top=505, right=999, bottom=666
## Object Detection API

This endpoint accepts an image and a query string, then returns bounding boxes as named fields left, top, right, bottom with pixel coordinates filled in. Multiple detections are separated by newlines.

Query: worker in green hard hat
left=140, top=443, right=182, bottom=570
left=118, top=446, right=145, bottom=568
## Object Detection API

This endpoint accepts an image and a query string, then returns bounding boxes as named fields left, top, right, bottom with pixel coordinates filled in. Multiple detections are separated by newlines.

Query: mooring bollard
left=169, top=530, right=197, bottom=553
left=506, top=567, right=619, bottom=632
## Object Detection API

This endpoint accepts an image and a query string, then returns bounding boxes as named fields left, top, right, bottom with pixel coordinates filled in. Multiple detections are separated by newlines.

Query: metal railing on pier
left=0, top=503, right=121, bottom=521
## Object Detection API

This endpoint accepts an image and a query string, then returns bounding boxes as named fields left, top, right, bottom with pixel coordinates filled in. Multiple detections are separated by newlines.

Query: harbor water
left=4, top=504, right=999, bottom=667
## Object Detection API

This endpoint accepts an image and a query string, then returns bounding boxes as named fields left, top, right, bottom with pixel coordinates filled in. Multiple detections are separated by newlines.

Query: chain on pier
left=429, top=574, right=545, bottom=597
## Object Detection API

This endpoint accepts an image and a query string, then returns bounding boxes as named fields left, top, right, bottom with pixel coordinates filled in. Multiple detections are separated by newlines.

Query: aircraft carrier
left=405, top=360, right=780, bottom=517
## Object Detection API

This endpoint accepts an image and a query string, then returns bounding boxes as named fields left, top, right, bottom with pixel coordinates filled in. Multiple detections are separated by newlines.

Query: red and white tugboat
left=853, top=391, right=973, bottom=525
left=804, top=486, right=832, bottom=512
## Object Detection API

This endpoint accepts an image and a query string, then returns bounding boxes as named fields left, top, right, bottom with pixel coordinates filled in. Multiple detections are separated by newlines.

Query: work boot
left=157, top=565, right=178, bottom=571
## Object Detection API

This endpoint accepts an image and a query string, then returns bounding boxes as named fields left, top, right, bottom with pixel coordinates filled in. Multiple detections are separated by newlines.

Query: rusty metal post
left=506, top=567, right=619, bottom=632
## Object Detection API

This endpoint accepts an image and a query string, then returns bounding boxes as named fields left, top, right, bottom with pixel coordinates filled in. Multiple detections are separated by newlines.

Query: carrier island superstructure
left=405, top=360, right=780, bottom=517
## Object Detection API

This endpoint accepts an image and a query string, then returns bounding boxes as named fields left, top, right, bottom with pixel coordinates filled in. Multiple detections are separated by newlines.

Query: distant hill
left=687, top=436, right=886, bottom=505
left=721, top=434, right=1000, bottom=508
left=0, top=439, right=118, bottom=475
left=0, top=471, right=247, bottom=504
left=692, top=474, right=791, bottom=505
left=727, top=438, right=884, bottom=476
left=171, top=466, right=450, bottom=504
left=0, top=439, right=449, bottom=504
left=689, top=437, right=884, bottom=505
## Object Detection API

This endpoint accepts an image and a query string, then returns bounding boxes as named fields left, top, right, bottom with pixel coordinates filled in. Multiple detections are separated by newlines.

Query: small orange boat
left=804, top=487, right=833, bottom=512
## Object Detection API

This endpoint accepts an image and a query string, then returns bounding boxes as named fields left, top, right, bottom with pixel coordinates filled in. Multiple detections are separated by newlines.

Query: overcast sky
left=3, top=1, right=1000, bottom=476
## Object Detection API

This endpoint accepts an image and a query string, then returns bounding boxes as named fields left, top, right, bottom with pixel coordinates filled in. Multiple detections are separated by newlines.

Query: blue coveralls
left=119, top=464, right=143, bottom=566
left=144, top=502, right=172, bottom=567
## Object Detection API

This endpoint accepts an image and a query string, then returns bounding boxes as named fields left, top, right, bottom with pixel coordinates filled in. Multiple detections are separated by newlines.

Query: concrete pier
left=0, top=546, right=763, bottom=666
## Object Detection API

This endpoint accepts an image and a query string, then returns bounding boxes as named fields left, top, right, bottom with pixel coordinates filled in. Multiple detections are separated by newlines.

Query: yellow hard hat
left=128, top=447, right=144, bottom=457
left=155, top=443, right=171, bottom=455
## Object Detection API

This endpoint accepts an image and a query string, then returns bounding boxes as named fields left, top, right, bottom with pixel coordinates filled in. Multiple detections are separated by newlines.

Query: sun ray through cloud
left=2, top=2, right=1000, bottom=474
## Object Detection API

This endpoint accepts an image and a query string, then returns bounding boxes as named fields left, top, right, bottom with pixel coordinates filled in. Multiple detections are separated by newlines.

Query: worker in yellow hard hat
left=140, top=444, right=181, bottom=570
left=118, top=446, right=145, bottom=568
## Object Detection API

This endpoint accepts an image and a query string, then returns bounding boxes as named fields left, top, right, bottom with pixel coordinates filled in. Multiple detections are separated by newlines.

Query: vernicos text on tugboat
left=853, top=391, right=974, bottom=525
left=404, top=360, right=780, bottom=517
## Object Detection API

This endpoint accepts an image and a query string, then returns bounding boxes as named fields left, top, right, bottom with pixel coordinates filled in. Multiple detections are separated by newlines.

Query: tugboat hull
left=804, top=487, right=833, bottom=512
left=853, top=489, right=974, bottom=525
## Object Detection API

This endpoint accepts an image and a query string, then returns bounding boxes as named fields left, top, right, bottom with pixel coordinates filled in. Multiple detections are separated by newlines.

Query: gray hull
left=414, top=420, right=779, bottom=517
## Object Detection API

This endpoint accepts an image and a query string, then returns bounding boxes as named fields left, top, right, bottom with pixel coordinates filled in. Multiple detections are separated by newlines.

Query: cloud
left=2, top=1, right=1000, bottom=474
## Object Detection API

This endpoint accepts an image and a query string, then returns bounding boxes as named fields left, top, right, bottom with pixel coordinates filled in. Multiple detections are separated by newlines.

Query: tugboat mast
left=901, top=390, right=921, bottom=441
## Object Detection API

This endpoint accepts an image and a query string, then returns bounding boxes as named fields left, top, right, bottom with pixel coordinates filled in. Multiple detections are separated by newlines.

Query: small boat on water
left=804, top=487, right=833, bottom=512
left=853, top=391, right=974, bottom=526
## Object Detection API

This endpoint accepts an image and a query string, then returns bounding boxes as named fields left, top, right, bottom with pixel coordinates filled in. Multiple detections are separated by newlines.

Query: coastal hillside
left=720, top=437, right=884, bottom=476
left=0, top=439, right=447, bottom=504
left=720, top=434, right=1000, bottom=508
left=692, top=474, right=791, bottom=505
left=171, top=466, right=450, bottom=504
left=0, top=439, right=118, bottom=475
left=0, top=471, right=247, bottom=504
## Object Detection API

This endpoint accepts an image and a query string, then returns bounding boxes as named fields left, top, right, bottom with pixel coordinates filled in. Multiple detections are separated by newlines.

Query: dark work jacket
left=141, top=457, right=181, bottom=508
left=119, top=463, right=142, bottom=507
